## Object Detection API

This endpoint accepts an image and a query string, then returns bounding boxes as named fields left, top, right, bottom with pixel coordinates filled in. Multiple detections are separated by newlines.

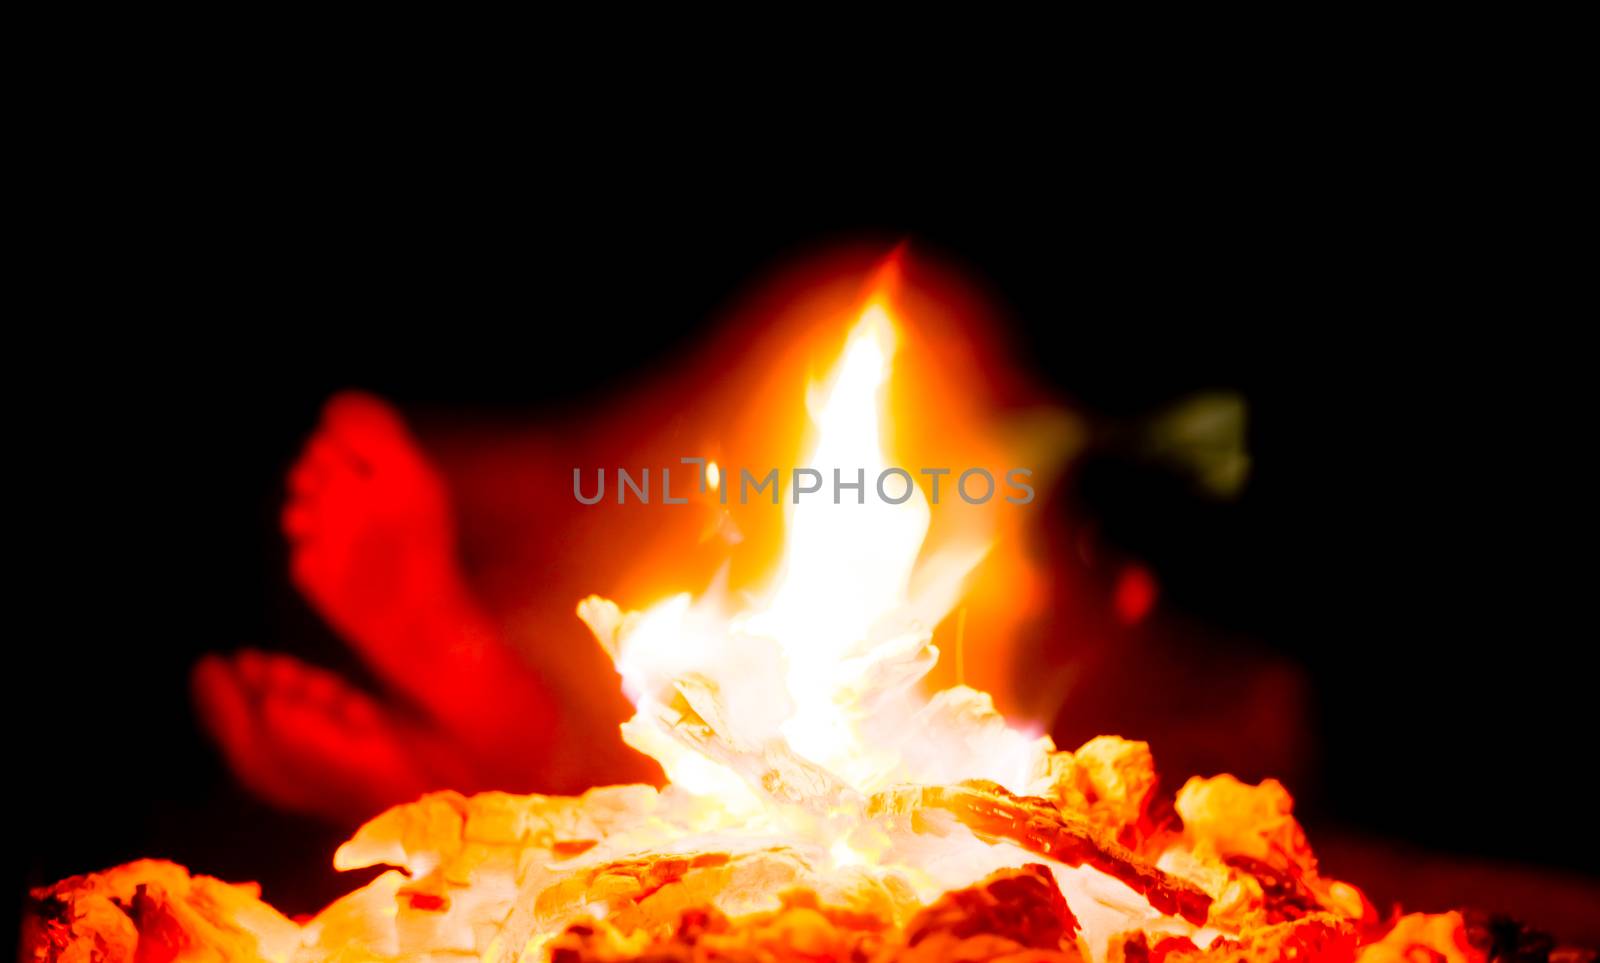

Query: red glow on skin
left=192, top=392, right=658, bottom=823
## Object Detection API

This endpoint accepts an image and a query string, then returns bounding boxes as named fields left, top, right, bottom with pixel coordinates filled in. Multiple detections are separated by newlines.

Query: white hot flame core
left=742, top=304, right=934, bottom=779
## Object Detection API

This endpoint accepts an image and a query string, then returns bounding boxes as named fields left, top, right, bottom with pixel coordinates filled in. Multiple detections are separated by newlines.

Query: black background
left=15, top=169, right=1594, bottom=942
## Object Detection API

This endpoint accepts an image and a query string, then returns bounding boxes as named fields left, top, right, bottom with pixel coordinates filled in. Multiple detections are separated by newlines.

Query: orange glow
left=29, top=259, right=1490, bottom=963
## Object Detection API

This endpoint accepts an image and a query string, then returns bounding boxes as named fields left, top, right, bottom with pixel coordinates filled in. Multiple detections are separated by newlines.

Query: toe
left=288, top=539, right=335, bottom=598
left=191, top=655, right=253, bottom=746
left=264, top=652, right=304, bottom=692
left=283, top=435, right=354, bottom=539
left=234, top=648, right=271, bottom=688
left=281, top=500, right=316, bottom=539
left=296, top=435, right=356, bottom=483
left=287, top=460, right=321, bottom=496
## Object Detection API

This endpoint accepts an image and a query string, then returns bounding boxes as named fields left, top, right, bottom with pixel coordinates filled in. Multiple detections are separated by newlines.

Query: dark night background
left=15, top=172, right=1596, bottom=948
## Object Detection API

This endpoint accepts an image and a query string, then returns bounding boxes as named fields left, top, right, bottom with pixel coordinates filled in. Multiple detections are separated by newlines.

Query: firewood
left=868, top=782, right=1212, bottom=926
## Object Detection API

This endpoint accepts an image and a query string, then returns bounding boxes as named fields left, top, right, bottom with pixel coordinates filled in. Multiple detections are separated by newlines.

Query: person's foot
left=190, top=650, right=472, bottom=821
left=282, top=392, right=470, bottom=708
left=278, top=392, right=564, bottom=787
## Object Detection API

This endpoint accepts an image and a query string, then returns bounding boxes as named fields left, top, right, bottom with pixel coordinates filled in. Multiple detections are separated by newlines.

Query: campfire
left=24, top=283, right=1570, bottom=963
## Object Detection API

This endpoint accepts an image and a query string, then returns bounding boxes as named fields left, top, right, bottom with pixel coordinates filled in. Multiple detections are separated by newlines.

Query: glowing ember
left=28, top=289, right=1499, bottom=963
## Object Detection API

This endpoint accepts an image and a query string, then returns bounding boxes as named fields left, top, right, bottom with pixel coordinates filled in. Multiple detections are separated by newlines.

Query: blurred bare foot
left=282, top=391, right=477, bottom=711
left=191, top=649, right=471, bottom=821
left=288, top=393, right=565, bottom=761
left=195, top=393, right=654, bottom=818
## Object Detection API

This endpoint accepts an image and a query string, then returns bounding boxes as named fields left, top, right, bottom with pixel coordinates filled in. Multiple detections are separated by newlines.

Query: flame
left=34, top=265, right=1480, bottom=963
left=745, top=302, right=931, bottom=779
left=580, top=293, right=1042, bottom=812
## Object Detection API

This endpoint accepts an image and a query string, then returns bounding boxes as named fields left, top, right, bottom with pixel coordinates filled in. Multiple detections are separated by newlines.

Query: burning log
left=25, top=860, right=299, bottom=963
left=1163, top=775, right=1373, bottom=931
left=905, top=864, right=1081, bottom=954
left=544, top=865, right=1086, bottom=963
left=1109, top=914, right=1358, bottom=963
left=866, top=782, right=1212, bottom=926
